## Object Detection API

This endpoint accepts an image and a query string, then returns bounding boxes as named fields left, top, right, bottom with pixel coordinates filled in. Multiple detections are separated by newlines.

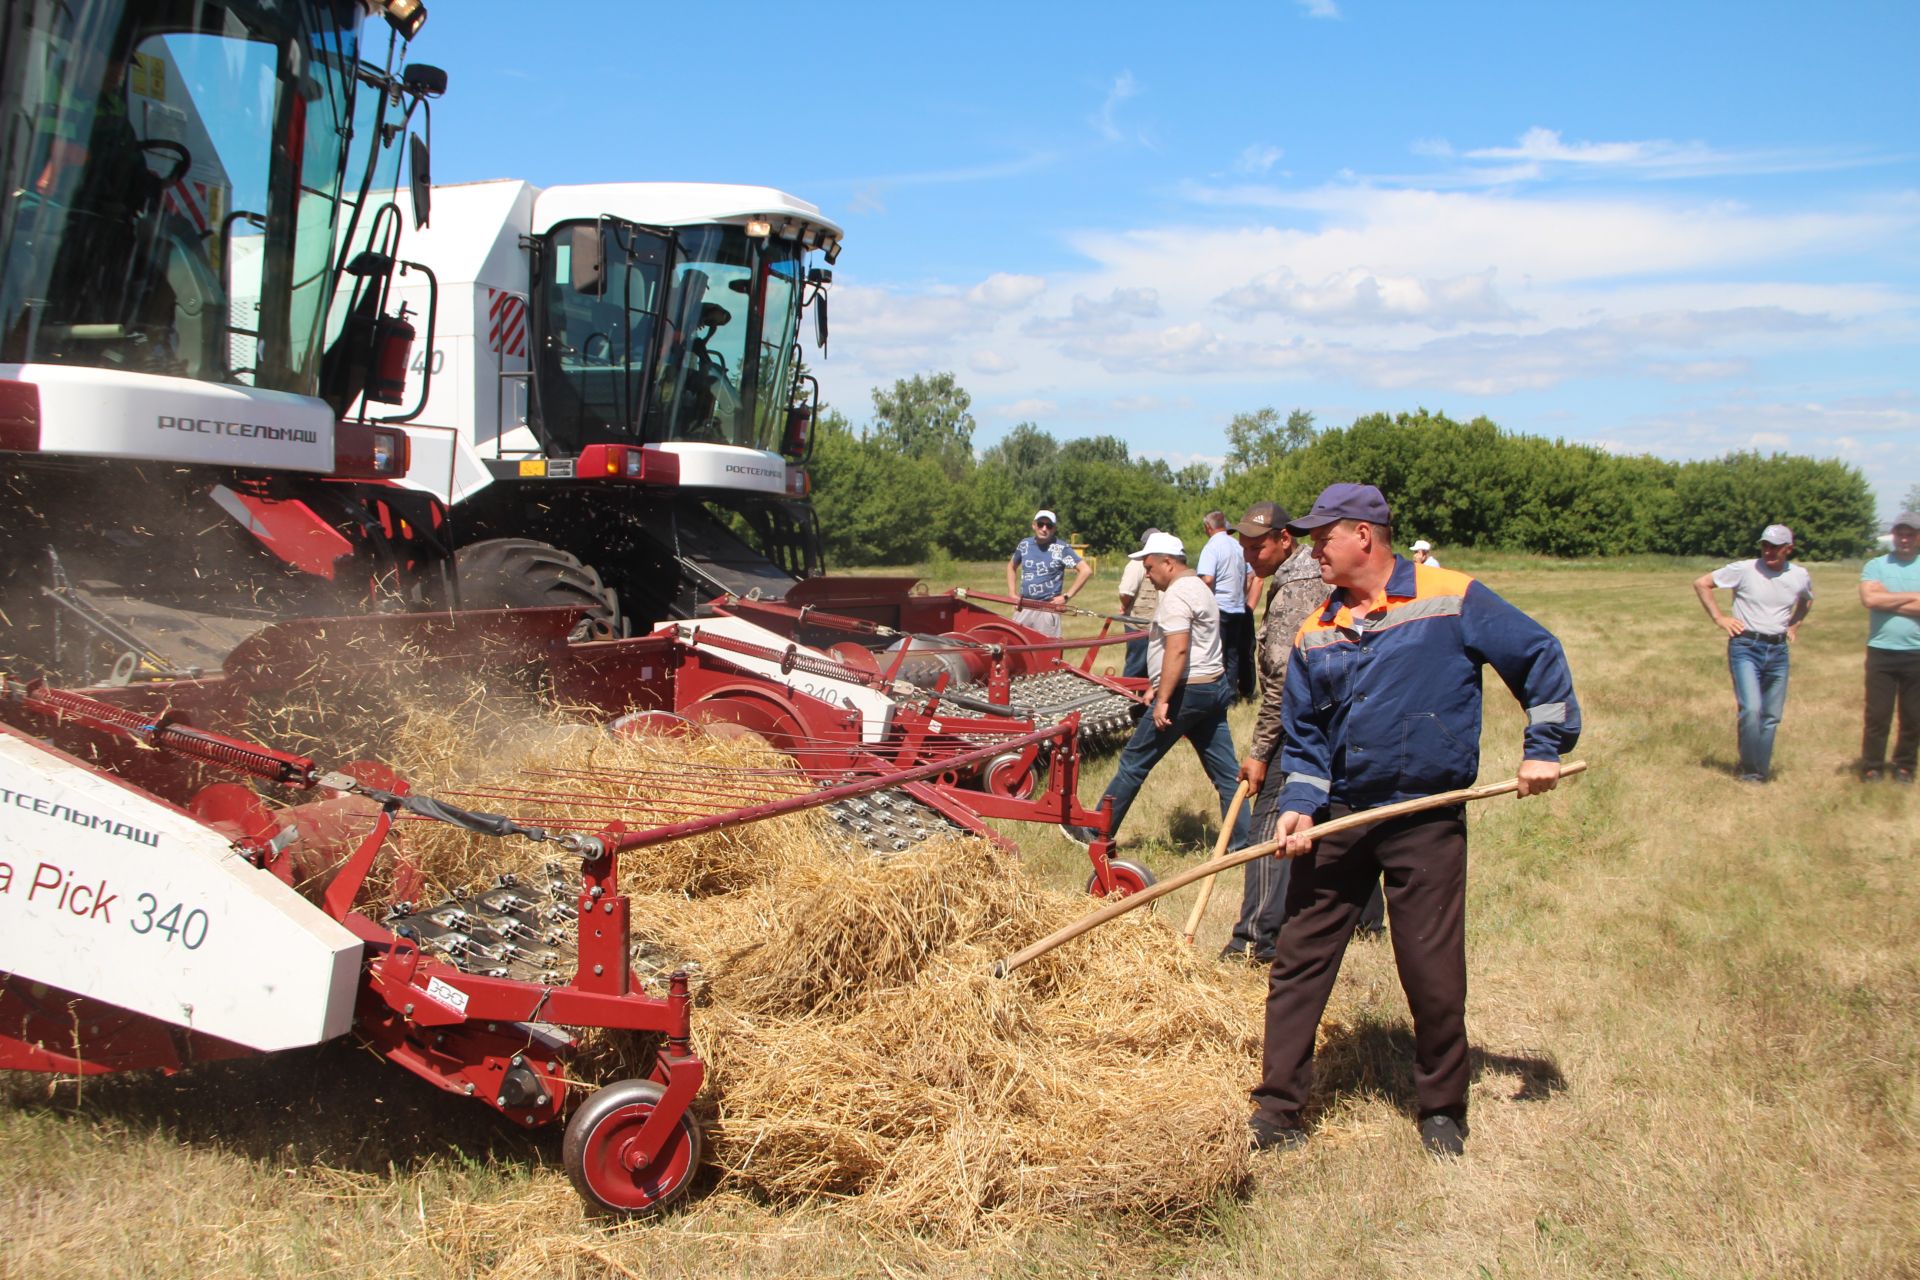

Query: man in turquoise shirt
left=1859, top=511, right=1920, bottom=783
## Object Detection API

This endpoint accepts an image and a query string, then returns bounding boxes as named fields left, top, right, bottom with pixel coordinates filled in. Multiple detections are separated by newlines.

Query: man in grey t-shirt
left=1692, top=523, right=1815, bottom=782
left=1064, top=531, right=1250, bottom=855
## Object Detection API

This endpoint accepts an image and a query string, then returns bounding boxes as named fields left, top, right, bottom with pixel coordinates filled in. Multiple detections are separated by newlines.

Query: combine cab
left=0, top=0, right=449, bottom=682
left=361, top=179, right=838, bottom=634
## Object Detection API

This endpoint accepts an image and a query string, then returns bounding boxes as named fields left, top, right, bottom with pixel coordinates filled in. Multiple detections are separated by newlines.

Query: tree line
left=808, top=373, right=1881, bottom=565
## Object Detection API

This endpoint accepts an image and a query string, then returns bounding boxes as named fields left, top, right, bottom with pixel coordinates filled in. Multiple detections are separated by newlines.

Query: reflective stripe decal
left=1300, top=628, right=1352, bottom=651
left=1292, top=773, right=1332, bottom=794
left=1528, top=701, right=1568, bottom=725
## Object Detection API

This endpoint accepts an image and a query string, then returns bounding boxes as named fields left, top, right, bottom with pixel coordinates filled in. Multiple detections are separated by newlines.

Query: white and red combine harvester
left=0, top=0, right=450, bottom=684
left=363, top=178, right=841, bottom=634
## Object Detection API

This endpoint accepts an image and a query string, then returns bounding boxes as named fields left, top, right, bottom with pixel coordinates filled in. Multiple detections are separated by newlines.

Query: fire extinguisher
left=367, top=306, right=415, bottom=405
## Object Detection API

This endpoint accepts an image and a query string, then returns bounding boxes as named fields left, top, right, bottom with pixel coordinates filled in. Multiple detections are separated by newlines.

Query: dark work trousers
left=1863, top=647, right=1920, bottom=772
left=1229, top=780, right=1293, bottom=959
left=1220, top=609, right=1255, bottom=702
left=1123, top=633, right=1150, bottom=680
left=1253, top=804, right=1469, bottom=1125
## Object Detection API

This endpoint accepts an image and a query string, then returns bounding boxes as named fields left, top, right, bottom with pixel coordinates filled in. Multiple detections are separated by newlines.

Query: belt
left=1742, top=632, right=1788, bottom=645
left=1182, top=672, right=1221, bottom=685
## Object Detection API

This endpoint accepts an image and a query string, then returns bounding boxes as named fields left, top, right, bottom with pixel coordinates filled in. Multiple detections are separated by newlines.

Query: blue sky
left=413, top=1, right=1919, bottom=520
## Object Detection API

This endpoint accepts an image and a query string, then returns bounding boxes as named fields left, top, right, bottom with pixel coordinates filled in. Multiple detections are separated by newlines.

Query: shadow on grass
left=3, top=1037, right=561, bottom=1176
left=1312, top=1019, right=1568, bottom=1116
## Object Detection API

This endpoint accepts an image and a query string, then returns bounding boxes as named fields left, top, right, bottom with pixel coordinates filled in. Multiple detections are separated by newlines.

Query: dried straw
left=263, top=689, right=1265, bottom=1241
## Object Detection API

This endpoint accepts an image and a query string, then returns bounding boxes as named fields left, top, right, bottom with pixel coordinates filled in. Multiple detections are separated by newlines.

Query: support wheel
left=984, top=750, right=1039, bottom=800
left=562, top=1079, right=703, bottom=1217
left=456, top=537, right=624, bottom=639
left=1086, top=859, right=1157, bottom=899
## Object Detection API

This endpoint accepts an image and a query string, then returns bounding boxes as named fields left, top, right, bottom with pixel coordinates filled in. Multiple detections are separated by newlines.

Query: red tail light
left=576, top=444, right=681, bottom=484
left=0, top=378, right=41, bottom=452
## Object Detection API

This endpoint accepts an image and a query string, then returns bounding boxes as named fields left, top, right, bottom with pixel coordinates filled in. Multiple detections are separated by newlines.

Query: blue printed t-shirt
left=1863, top=554, right=1920, bottom=651
left=1011, top=535, right=1081, bottom=600
left=1195, top=529, right=1249, bottom=614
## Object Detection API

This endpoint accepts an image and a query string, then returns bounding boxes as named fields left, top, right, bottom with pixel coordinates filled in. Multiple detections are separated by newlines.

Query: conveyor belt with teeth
left=821, top=786, right=967, bottom=854
left=388, top=864, right=689, bottom=991
left=949, top=670, right=1139, bottom=751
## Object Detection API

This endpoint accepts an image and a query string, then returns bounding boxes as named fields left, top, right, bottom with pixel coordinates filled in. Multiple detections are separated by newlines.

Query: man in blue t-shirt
left=1859, top=511, right=1920, bottom=783
left=1006, top=509, right=1091, bottom=638
left=1692, top=523, right=1815, bottom=783
left=1197, top=510, right=1254, bottom=701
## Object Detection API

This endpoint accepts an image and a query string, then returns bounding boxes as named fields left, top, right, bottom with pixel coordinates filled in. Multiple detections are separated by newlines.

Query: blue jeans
left=1122, top=634, right=1149, bottom=680
left=1728, top=634, right=1790, bottom=779
left=1099, top=677, right=1252, bottom=845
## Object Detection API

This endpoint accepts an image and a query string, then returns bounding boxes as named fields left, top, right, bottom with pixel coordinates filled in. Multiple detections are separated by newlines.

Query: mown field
left=5, top=552, right=1916, bottom=1278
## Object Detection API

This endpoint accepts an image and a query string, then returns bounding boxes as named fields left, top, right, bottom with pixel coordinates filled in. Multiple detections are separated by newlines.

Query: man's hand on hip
left=1516, top=759, right=1561, bottom=797
left=1715, top=615, right=1745, bottom=638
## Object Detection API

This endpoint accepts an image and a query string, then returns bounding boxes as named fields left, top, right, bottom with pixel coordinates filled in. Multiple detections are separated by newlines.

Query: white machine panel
left=671, top=616, right=895, bottom=743
left=0, top=730, right=363, bottom=1052
left=662, top=442, right=787, bottom=494
left=3, top=363, right=337, bottom=473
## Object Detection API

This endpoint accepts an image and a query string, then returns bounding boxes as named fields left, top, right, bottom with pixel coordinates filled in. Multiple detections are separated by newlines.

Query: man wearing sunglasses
left=1006, top=509, right=1091, bottom=638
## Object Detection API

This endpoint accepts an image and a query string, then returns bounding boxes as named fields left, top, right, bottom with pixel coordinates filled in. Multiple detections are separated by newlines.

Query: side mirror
left=814, top=290, right=828, bottom=351
left=407, top=134, right=431, bottom=229
left=568, top=225, right=605, bottom=297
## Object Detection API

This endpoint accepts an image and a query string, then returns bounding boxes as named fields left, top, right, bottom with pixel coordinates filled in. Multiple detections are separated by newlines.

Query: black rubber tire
left=456, top=537, right=623, bottom=638
left=562, top=1078, right=703, bottom=1216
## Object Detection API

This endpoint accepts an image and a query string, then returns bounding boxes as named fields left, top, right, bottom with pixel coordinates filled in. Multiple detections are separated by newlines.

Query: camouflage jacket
left=1250, top=547, right=1330, bottom=763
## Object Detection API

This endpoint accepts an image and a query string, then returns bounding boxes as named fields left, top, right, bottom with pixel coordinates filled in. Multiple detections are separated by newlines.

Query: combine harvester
left=0, top=0, right=1157, bottom=1222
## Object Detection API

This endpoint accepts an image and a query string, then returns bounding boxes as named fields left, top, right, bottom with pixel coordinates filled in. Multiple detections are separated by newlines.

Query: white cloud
left=1216, top=266, right=1519, bottom=326
left=1297, top=0, right=1341, bottom=17
left=966, top=273, right=1047, bottom=310
left=970, top=349, right=1019, bottom=375
left=1092, top=71, right=1141, bottom=144
left=1644, top=359, right=1750, bottom=383
left=1236, top=144, right=1285, bottom=174
left=993, top=397, right=1060, bottom=420
left=1024, top=287, right=1163, bottom=337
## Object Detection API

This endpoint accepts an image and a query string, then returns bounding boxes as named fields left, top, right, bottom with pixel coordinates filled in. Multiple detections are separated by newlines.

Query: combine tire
left=562, top=1078, right=703, bottom=1216
left=456, top=538, right=623, bottom=639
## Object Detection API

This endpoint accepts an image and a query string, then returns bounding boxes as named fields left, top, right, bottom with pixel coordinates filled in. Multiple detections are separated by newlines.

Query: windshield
left=531, top=219, right=670, bottom=451
left=0, top=0, right=371, bottom=393
left=652, top=226, right=806, bottom=453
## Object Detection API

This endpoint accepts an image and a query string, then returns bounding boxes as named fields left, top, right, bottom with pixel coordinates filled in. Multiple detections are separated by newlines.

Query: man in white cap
left=1064, top=531, right=1250, bottom=853
left=1411, top=539, right=1441, bottom=567
left=1007, top=509, right=1091, bottom=638
left=1692, top=524, right=1815, bottom=782
left=1858, top=511, right=1920, bottom=783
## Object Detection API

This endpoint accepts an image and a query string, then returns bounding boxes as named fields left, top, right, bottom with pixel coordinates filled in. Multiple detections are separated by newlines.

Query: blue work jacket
left=1276, top=557, right=1580, bottom=816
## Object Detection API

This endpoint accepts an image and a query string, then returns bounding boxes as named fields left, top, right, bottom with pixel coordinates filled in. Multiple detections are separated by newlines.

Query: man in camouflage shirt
left=1223, top=501, right=1330, bottom=963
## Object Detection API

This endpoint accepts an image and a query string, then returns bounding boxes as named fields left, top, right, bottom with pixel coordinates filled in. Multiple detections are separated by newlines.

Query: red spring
left=15, top=681, right=316, bottom=786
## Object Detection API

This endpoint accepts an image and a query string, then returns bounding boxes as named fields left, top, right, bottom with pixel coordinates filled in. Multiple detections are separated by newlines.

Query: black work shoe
left=1060, top=824, right=1099, bottom=848
left=1248, top=1114, right=1308, bottom=1153
left=1897, top=769, right=1915, bottom=786
left=1418, top=1114, right=1467, bottom=1159
left=1861, top=765, right=1886, bottom=782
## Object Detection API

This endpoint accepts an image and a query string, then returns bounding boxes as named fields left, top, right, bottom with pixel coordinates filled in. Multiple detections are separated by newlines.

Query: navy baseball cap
left=1287, top=483, right=1393, bottom=532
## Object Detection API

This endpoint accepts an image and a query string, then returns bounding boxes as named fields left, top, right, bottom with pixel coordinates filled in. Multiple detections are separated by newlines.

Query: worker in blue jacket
left=1247, top=483, right=1580, bottom=1160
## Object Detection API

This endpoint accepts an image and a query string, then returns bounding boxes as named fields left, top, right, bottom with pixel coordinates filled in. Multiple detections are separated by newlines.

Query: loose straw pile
left=279, top=689, right=1266, bottom=1240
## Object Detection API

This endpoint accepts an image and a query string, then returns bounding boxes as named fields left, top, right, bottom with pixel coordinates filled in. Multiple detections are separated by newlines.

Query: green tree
left=1224, top=407, right=1315, bottom=476
left=868, top=373, right=976, bottom=481
left=1903, top=483, right=1920, bottom=516
left=809, top=409, right=947, bottom=565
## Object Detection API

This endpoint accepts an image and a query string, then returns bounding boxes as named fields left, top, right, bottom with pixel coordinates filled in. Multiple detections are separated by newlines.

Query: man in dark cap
left=1249, top=483, right=1580, bottom=1159
left=1219, top=500, right=1327, bottom=964
left=1859, top=511, right=1920, bottom=783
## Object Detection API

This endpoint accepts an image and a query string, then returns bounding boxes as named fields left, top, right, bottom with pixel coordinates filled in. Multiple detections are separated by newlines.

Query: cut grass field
left=5, top=552, right=1917, bottom=1278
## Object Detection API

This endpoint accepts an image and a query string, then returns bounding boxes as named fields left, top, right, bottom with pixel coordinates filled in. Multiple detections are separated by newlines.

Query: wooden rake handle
left=1180, top=779, right=1251, bottom=945
left=994, top=760, right=1587, bottom=977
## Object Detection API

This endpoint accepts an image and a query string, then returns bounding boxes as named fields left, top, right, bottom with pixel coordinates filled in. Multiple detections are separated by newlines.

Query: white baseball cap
left=1128, top=531, right=1186, bottom=560
left=1033, top=509, right=1058, bottom=524
left=1758, top=524, right=1794, bottom=546
left=1411, top=539, right=1432, bottom=552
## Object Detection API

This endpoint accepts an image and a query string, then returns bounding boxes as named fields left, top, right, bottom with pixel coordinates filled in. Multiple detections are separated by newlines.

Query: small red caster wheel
left=562, top=1079, right=703, bottom=1216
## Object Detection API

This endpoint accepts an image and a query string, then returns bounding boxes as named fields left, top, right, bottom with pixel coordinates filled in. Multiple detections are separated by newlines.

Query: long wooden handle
left=994, top=761, right=1587, bottom=976
left=1180, top=780, right=1251, bottom=944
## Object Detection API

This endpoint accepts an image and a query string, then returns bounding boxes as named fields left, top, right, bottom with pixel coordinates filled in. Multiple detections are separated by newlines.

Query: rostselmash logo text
left=157, top=415, right=319, bottom=444
left=723, top=464, right=779, bottom=478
